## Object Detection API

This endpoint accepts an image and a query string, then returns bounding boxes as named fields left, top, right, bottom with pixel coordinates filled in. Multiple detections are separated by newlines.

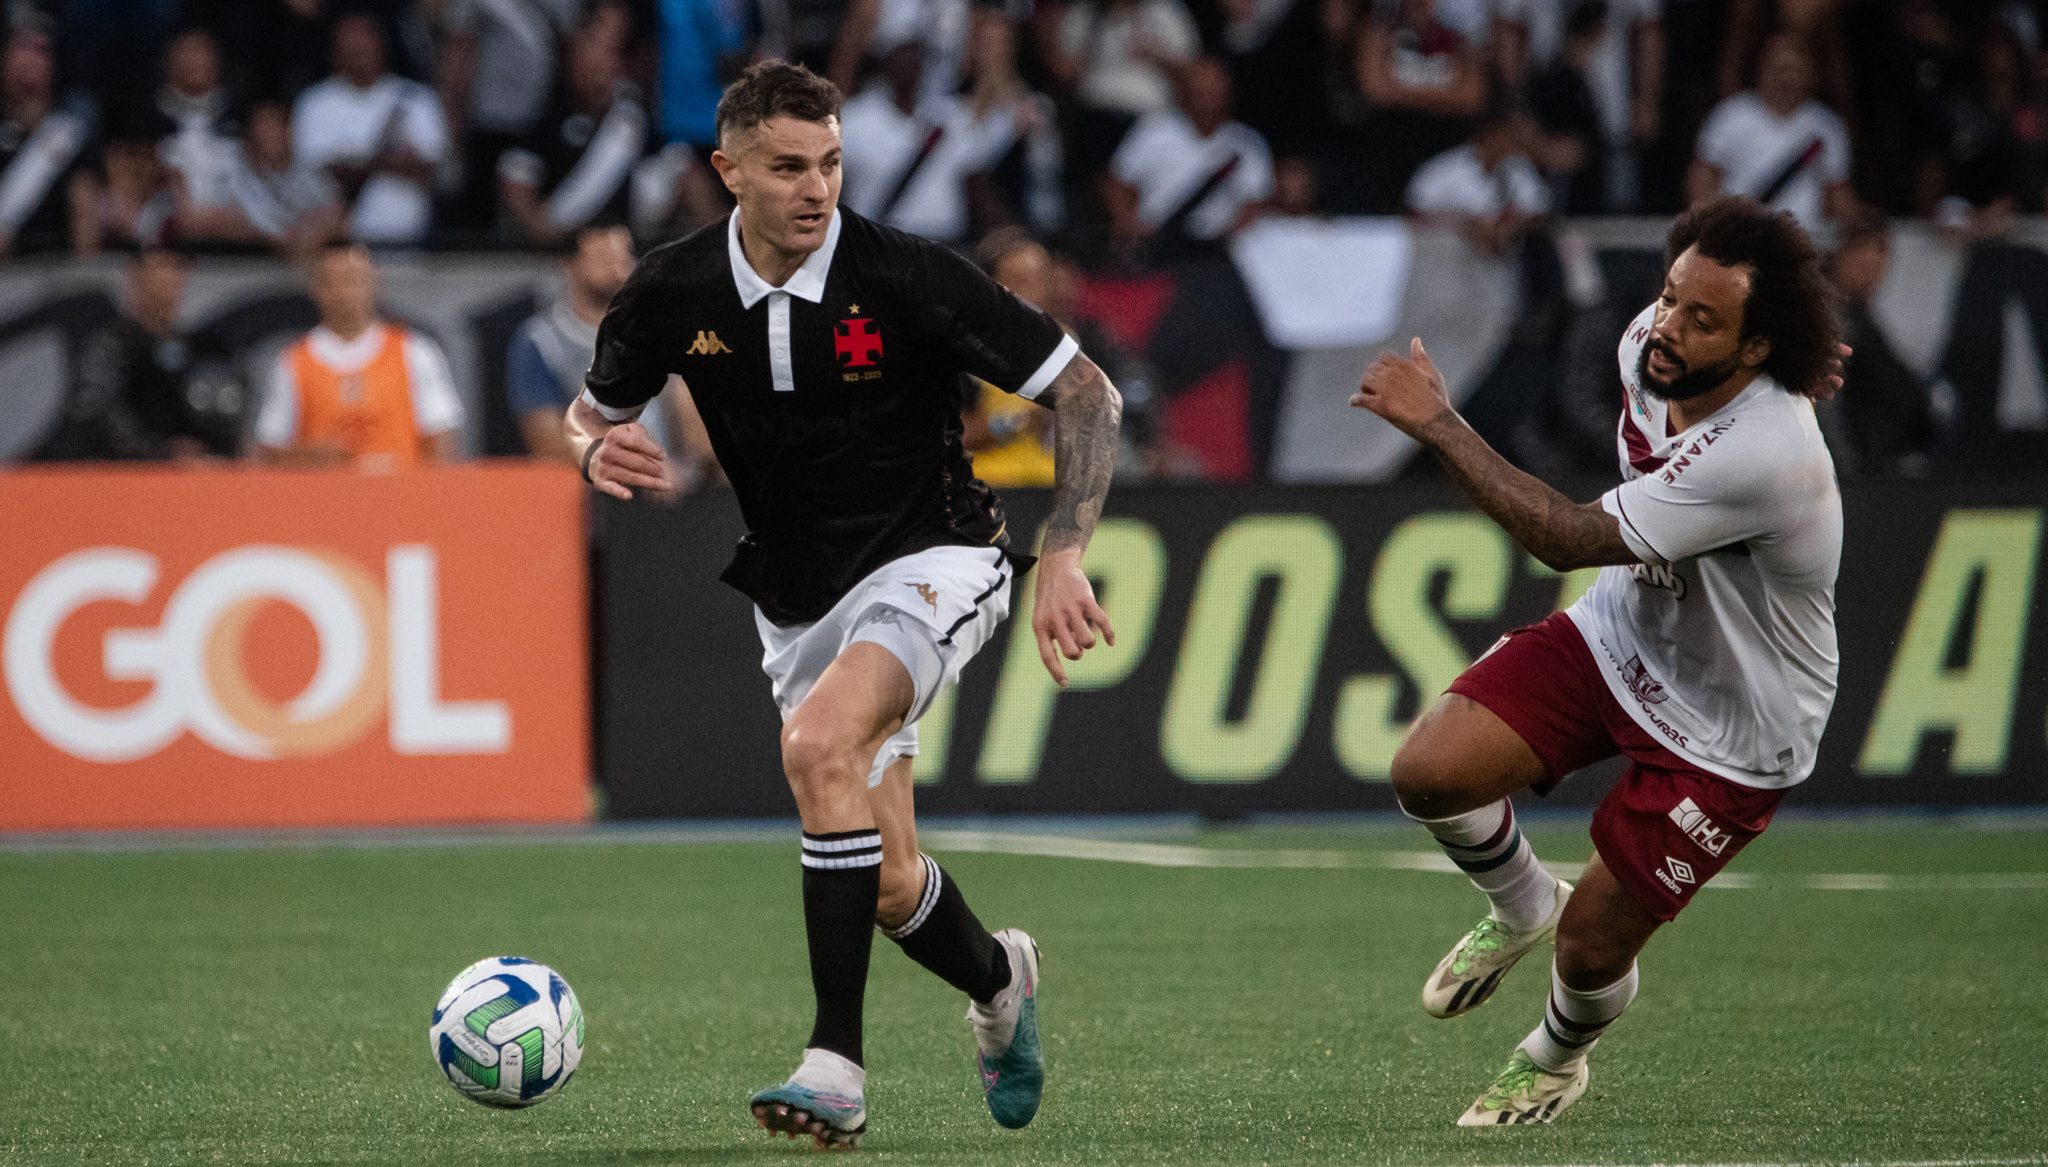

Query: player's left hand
left=1827, top=341, right=1852, bottom=396
left=1351, top=337, right=1454, bottom=439
left=1031, top=549, right=1114, bottom=688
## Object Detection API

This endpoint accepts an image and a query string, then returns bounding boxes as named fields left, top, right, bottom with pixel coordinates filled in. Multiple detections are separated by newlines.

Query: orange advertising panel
left=0, top=465, right=588, bottom=831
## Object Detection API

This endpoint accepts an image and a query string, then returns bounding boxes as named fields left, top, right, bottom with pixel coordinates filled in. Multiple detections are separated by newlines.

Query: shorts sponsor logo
left=907, top=582, right=939, bottom=615
left=1596, top=639, right=1689, bottom=748
left=1621, top=654, right=1670, bottom=705
left=1655, top=856, right=1697, bottom=894
left=1668, top=796, right=1732, bottom=856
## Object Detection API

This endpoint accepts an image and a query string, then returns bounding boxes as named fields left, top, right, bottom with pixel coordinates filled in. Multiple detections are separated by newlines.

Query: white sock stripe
left=803, top=832, right=883, bottom=854
left=903, top=854, right=943, bottom=933
left=801, top=850, right=885, bottom=870
left=878, top=854, right=945, bottom=940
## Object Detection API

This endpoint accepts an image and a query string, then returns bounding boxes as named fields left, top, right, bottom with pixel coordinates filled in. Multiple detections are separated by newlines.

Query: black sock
left=801, top=829, right=883, bottom=1066
left=882, top=854, right=1012, bottom=1004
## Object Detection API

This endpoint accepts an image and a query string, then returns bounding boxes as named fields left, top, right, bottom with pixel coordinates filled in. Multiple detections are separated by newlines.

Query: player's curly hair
left=715, top=60, right=842, bottom=148
left=1665, top=197, right=1841, bottom=401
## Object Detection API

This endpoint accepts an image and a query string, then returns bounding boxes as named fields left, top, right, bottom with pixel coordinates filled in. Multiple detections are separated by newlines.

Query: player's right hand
left=586, top=422, right=675, bottom=502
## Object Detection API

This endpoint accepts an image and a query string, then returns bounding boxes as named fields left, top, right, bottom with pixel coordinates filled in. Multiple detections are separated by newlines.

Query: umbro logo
left=1668, top=796, right=1732, bottom=856
left=1654, top=856, right=1696, bottom=894
left=687, top=330, right=732, bottom=355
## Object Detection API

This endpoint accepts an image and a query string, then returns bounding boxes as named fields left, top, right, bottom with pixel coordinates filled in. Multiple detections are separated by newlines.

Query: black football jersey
left=586, top=207, right=1075, bottom=624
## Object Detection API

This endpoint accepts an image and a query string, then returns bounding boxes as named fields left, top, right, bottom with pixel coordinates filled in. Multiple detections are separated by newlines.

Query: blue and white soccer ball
left=429, top=956, right=585, bottom=1108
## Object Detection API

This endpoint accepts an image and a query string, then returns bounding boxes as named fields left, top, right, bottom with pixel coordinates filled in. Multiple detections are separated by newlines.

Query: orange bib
left=288, top=327, right=421, bottom=468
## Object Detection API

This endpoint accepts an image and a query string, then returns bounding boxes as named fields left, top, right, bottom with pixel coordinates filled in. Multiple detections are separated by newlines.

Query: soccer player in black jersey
left=564, top=62, right=1122, bottom=1148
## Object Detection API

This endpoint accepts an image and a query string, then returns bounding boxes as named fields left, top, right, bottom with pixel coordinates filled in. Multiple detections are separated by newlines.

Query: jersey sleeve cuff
left=1015, top=332, right=1080, bottom=401
left=1602, top=488, right=1668, bottom=567
left=579, top=387, right=644, bottom=423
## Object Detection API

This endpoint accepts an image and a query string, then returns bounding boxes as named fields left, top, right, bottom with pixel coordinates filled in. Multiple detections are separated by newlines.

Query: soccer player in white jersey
left=1350, top=196, right=1844, bottom=1125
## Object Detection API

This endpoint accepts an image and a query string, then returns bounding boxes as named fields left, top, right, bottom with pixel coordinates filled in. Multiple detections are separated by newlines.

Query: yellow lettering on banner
left=1333, top=514, right=1513, bottom=780
left=1859, top=508, right=2043, bottom=775
left=1159, top=516, right=1342, bottom=783
left=975, top=519, right=1166, bottom=784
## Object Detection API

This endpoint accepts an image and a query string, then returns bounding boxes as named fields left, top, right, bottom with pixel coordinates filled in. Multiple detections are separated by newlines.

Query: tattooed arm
left=1351, top=339, right=1637, bottom=572
left=1032, top=351, right=1124, bottom=685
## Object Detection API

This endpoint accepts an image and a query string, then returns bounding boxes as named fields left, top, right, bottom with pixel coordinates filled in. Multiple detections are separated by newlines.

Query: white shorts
left=755, top=544, right=1014, bottom=787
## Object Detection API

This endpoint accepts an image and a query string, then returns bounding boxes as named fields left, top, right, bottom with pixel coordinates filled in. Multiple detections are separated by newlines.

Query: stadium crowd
left=4, top=0, right=2044, bottom=480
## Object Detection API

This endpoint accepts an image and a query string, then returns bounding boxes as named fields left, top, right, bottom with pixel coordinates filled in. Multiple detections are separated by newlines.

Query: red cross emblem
left=835, top=317, right=883, bottom=368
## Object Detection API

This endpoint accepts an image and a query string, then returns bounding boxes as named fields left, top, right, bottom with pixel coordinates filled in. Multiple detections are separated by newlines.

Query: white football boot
left=1422, top=878, right=1571, bottom=1019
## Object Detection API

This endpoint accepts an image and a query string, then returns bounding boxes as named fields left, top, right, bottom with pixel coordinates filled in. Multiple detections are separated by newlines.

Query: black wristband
left=580, top=439, right=600, bottom=484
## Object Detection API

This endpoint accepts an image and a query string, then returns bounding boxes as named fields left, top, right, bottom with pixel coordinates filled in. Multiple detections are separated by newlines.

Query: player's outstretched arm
left=1351, top=339, right=1637, bottom=572
left=1033, top=352, right=1124, bottom=687
left=565, top=394, right=676, bottom=502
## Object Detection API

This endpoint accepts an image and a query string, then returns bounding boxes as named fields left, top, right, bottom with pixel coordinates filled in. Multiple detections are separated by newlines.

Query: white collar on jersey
left=728, top=206, right=842, bottom=309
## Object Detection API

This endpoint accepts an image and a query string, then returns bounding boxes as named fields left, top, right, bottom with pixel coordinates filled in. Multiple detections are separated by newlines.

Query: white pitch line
left=1196, top=1156, right=2048, bottom=1167
left=920, top=831, right=2048, bottom=892
left=1490, top=1160, right=2047, bottom=1167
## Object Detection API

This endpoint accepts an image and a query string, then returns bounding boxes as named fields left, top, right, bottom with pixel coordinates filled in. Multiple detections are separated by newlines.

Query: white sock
left=1518, top=961, right=1639, bottom=1072
left=1409, top=800, right=1559, bottom=932
left=792, top=1047, right=866, bottom=1096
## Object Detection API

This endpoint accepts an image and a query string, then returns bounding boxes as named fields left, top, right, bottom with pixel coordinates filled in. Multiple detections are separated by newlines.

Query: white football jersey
left=1565, top=303, right=1842, bottom=788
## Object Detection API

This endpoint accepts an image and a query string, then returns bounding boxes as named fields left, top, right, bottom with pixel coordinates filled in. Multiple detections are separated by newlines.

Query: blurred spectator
left=506, top=222, right=713, bottom=480
left=1406, top=104, right=1552, bottom=256
left=141, top=29, right=246, bottom=245
left=251, top=241, right=463, bottom=469
left=292, top=14, right=449, bottom=245
left=438, top=0, right=584, bottom=233
left=1038, top=0, right=1200, bottom=207
left=500, top=16, right=714, bottom=245
left=1355, top=0, right=1490, bottom=212
left=1689, top=31, right=1853, bottom=230
left=959, top=5, right=1063, bottom=233
left=840, top=36, right=1019, bottom=243
left=1523, top=0, right=1609, bottom=214
left=0, top=24, right=94, bottom=259
left=1216, top=0, right=1332, bottom=160
left=225, top=101, right=346, bottom=261
left=56, top=0, right=178, bottom=128
left=1928, top=19, right=2048, bottom=224
left=967, top=227, right=1177, bottom=480
left=1497, top=0, right=1664, bottom=211
left=962, top=228, right=1057, bottom=486
left=34, top=247, right=236, bottom=461
left=1826, top=211, right=1937, bottom=477
left=829, top=0, right=974, bottom=103
left=89, top=131, right=178, bottom=253
left=657, top=0, right=750, bottom=149
left=1105, top=56, right=1273, bottom=257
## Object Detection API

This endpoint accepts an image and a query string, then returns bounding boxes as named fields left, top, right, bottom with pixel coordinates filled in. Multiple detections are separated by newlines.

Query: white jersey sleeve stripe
left=1016, top=332, right=1079, bottom=401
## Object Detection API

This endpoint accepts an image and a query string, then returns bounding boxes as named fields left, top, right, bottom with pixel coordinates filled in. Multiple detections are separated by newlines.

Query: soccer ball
left=429, top=956, right=585, bottom=1108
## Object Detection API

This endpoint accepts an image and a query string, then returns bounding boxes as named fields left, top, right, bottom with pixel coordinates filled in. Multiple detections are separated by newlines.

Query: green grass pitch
left=4, top=816, right=2044, bottom=1166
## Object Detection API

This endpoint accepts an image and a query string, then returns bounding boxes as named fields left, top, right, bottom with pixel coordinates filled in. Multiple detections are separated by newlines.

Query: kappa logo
left=1668, top=796, right=1732, bottom=856
left=687, top=331, right=732, bottom=355
left=1621, top=654, right=1670, bottom=705
left=1655, top=856, right=1697, bottom=894
left=906, top=582, right=938, bottom=615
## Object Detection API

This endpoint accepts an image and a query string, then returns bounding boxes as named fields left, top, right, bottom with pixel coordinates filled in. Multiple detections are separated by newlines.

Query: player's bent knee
left=779, top=717, right=868, bottom=802
left=1389, top=735, right=1461, bottom=818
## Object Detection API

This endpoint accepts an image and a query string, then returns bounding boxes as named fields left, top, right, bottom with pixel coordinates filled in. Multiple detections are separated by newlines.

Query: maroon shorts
left=1448, top=611, right=1785, bottom=921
